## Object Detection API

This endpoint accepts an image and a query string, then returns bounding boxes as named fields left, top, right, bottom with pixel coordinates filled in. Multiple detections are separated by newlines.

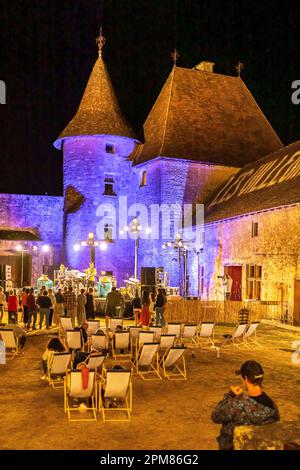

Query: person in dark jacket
left=27, top=288, right=37, bottom=330
left=154, top=288, right=166, bottom=326
left=37, top=291, right=52, bottom=329
left=211, top=360, right=280, bottom=450
left=132, top=291, right=141, bottom=325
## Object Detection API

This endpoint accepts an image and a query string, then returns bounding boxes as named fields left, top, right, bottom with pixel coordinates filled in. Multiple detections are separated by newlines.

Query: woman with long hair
left=40, top=337, right=66, bottom=380
left=139, top=289, right=150, bottom=326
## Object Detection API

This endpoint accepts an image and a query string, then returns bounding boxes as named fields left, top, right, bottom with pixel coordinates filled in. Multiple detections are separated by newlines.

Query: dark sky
left=1, top=0, right=300, bottom=196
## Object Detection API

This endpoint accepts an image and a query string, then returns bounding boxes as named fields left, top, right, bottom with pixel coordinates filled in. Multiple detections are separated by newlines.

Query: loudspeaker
left=141, top=267, right=156, bottom=286
left=0, top=265, right=11, bottom=281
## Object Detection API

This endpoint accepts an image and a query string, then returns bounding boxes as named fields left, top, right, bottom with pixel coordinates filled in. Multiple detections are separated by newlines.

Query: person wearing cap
left=211, top=360, right=280, bottom=450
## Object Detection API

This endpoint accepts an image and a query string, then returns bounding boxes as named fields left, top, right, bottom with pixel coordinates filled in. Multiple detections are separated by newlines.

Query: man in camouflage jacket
left=211, top=360, right=280, bottom=450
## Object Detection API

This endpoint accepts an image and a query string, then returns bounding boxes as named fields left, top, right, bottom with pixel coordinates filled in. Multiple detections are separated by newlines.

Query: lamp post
left=121, top=218, right=151, bottom=280
left=162, top=234, right=189, bottom=298
left=74, top=232, right=108, bottom=265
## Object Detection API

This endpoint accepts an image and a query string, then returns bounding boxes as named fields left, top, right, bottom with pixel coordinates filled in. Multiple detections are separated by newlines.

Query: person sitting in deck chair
left=40, top=337, right=66, bottom=380
left=211, top=360, right=280, bottom=450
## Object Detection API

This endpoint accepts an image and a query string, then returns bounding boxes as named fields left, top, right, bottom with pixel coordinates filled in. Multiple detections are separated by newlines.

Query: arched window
left=140, top=170, right=147, bottom=187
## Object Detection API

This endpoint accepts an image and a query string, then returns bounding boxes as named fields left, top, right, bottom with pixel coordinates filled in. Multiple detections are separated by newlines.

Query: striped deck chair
left=0, top=329, right=22, bottom=359
left=221, top=323, right=248, bottom=348
left=64, top=370, right=97, bottom=421
left=47, top=352, right=71, bottom=388
left=160, top=346, right=187, bottom=380
left=98, top=369, right=132, bottom=422
left=134, top=342, right=161, bottom=380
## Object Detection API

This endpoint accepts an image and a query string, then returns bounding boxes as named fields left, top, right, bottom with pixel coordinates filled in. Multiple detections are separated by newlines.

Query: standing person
left=27, top=288, right=37, bottom=330
left=132, top=291, right=141, bottom=325
left=63, top=286, right=68, bottom=316
left=211, top=360, right=280, bottom=450
left=155, top=288, right=166, bottom=326
left=117, top=289, right=125, bottom=319
left=105, top=287, right=119, bottom=318
left=77, top=288, right=87, bottom=326
left=8, top=290, right=18, bottom=324
left=139, top=289, right=150, bottom=326
left=0, top=286, right=6, bottom=325
left=21, top=288, right=29, bottom=325
left=48, top=289, right=56, bottom=327
left=54, top=288, right=64, bottom=324
left=64, top=286, right=77, bottom=327
left=85, top=287, right=96, bottom=320
left=37, top=291, right=52, bottom=330
left=149, top=291, right=156, bottom=324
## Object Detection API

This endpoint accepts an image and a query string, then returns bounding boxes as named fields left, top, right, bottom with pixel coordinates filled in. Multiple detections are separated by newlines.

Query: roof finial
left=235, top=61, right=244, bottom=78
left=96, top=26, right=106, bottom=58
left=171, top=48, right=180, bottom=66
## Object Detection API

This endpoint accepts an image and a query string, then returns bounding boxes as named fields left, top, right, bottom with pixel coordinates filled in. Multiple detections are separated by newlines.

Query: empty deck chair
left=0, top=329, right=22, bottom=359
left=109, top=318, right=123, bottom=332
left=47, top=352, right=71, bottom=388
left=244, top=322, right=262, bottom=348
left=59, top=317, right=73, bottom=338
left=112, top=331, right=131, bottom=360
left=90, top=334, right=108, bottom=352
left=134, top=342, right=161, bottom=380
left=197, top=322, right=215, bottom=348
left=87, top=320, right=100, bottom=337
left=160, top=346, right=187, bottom=380
left=159, top=334, right=176, bottom=353
left=165, top=323, right=182, bottom=342
left=221, top=323, right=248, bottom=348
left=148, top=326, right=162, bottom=341
left=181, top=324, right=198, bottom=347
left=66, top=330, right=83, bottom=351
left=138, top=331, right=155, bottom=348
left=98, top=369, right=132, bottom=422
left=64, top=370, right=97, bottom=421
left=128, top=326, right=141, bottom=346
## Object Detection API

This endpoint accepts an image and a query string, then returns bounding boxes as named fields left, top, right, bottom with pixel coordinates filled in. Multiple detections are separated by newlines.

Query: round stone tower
left=54, top=37, right=139, bottom=284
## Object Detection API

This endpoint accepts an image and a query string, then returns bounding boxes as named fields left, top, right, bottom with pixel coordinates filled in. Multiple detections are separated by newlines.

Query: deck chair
left=148, top=326, right=162, bottom=341
left=159, top=334, right=176, bottom=354
left=128, top=326, right=141, bottom=348
left=0, top=329, right=21, bottom=359
left=47, top=352, right=71, bottom=388
left=64, top=370, right=97, bottom=421
left=221, top=323, right=248, bottom=348
left=66, top=330, right=83, bottom=351
left=134, top=342, right=161, bottom=380
left=181, top=324, right=198, bottom=347
left=109, top=318, right=123, bottom=332
left=197, top=322, right=215, bottom=348
left=98, top=369, right=132, bottom=422
left=112, top=331, right=131, bottom=360
left=90, top=334, right=108, bottom=352
left=87, top=320, right=100, bottom=337
left=85, top=354, right=106, bottom=388
left=59, top=317, right=73, bottom=338
left=165, top=323, right=182, bottom=342
left=160, top=346, right=187, bottom=380
left=244, top=322, right=262, bottom=348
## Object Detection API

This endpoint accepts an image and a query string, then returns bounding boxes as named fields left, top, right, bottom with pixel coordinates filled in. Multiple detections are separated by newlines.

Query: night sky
left=1, top=0, right=300, bottom=196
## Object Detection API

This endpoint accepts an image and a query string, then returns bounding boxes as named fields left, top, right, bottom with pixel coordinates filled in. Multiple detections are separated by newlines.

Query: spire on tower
left=235, top=61, right=244, bottom=78
left=171, top=49, right=180, bottom=66
left=96, top=27, right=106, bottom=58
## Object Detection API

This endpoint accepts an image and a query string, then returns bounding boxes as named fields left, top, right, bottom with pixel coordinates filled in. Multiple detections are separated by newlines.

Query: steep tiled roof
left=133, top=66, right=282, bottom=166
left=205, top=140, right=300, bottom=223
left=54, top=57, right=138, bottom=149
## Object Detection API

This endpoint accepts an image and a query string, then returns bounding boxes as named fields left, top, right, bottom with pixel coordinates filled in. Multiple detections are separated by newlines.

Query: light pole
left=74, top=232, right=108, bottom=265
left=121, top=218, right=151, bottom=280
left=162, top=234, right=189, bottom=298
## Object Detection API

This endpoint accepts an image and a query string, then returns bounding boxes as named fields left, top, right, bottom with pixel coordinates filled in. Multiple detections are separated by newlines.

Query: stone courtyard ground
left=1, top=321, right=300, bottom=450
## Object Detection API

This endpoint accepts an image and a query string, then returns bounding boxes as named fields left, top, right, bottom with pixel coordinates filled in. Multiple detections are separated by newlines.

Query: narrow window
left=251, top=222, right=259, bottom=237
left=104, top=223, right=113, bottom=242
left=105, top=143, right=116, bottom=154
left=103, top=173, right=116, bottom=196
left=140, top=170, right=147, bottom=187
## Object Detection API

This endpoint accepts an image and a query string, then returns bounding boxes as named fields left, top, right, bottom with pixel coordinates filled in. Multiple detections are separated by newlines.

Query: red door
left=224, top=266, right=242, bottom=301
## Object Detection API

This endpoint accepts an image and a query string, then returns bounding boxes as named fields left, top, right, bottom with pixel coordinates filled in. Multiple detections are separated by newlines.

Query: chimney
left=194, top=61, right=215, bottom=73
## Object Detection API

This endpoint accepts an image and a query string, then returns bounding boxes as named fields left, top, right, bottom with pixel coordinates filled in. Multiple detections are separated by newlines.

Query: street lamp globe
left=100, top=241, right=107, bottom=251
left=16, top=244, right=23, bottom=252
left=42, top=244, right=50, bottom=253
left=88, top=232, right=94, bottom=240
left=74, top=244, right=80, bottom=252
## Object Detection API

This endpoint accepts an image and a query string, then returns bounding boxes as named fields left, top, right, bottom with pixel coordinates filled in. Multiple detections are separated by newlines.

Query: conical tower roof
left=54, top=56, right=138, bottom=149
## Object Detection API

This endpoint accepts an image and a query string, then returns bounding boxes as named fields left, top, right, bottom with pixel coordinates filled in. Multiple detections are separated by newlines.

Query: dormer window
left=103, top=173, right=116, bottom=196
left=105, top=143, right=116, bottom=154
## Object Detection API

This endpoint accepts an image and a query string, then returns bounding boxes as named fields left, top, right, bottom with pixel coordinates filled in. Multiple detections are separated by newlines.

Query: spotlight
left=81, top=241, right=87, bottom=247
left=42, top=245, right=50, bottom=253
left=32, top=246, right=38, bottom=252
left=16, top=244, right=23, bottom=252
left=137, top=224, right=142, bottom=231
left=167, top=242, right=172, bottom=247
left=74, top=244, right=80, bottom=252
left=162, top=244, right=166, bottom=249
left=100, top=241, right=107, bottom=251
left=146, top=227, right=152, bottom=234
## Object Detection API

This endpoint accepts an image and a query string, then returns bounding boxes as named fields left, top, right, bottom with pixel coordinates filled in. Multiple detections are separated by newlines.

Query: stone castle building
left=0, top=43, right=299, bottom=323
